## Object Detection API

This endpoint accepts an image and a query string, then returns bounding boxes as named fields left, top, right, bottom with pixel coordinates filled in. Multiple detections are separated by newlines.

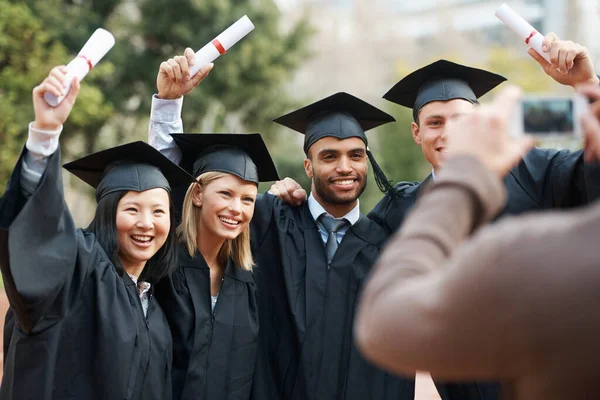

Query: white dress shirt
left=307, top=193, right=360, bottom=245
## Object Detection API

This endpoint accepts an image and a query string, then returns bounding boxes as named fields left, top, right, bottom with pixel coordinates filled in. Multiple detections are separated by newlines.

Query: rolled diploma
left=495, top=3, right=550, bottom=63
left=44, top=28, right=115, bottom=107
left=189, top=15, right=255, bottom=77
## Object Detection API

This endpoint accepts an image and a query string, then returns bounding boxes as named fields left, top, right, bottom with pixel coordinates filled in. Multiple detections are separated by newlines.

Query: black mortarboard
left=170, top=133, right=279, bottom=184
left=383, top=60, right=507, bottom=121
left=273, top=92, right=395, bottom=154
left=273, top=92, right=400, bottom=196
left=63, top=141, right=196, bottom=202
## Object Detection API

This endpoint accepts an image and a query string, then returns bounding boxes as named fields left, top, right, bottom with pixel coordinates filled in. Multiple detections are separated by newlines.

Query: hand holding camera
left=446, top=85, right=536, bottom=178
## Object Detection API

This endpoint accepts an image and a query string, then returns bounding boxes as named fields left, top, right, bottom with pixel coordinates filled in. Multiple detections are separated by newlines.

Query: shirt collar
left=431, top=167, right=437, bottom=182
left=127, top=273, right=152, bottom=296
left=307, top=192, right=360, bottom=226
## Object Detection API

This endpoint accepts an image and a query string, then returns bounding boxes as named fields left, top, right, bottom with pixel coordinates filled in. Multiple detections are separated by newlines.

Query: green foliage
left=0, top=0, right=311, bottom=203
left=0, top=0, right=67, bottom=187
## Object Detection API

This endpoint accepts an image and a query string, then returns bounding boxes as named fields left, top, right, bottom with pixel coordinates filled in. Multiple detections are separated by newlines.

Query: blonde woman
left=152, top=114, right=279, bottom=400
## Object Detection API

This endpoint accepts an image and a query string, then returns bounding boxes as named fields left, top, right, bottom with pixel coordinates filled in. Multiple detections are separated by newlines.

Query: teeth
left=219, top=217, right=240, bottom=225
left=132, top=235, right=152, bottom=242
left=333, top=180, right=355, bottom=185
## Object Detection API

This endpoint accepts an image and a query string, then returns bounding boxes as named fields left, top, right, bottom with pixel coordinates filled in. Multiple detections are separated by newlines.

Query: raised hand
left=32, top=66, right=80, bottom=131
left=446, top=85, right=535, bottom=178
left=157, top=48, right=214, bottom=100
left=268, top=177, right=307, bottom=206
left=528, top=33, right=599, bottom=88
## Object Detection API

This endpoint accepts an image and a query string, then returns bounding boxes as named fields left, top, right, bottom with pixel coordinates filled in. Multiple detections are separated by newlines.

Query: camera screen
left=522, top=98, right=574, bottom=135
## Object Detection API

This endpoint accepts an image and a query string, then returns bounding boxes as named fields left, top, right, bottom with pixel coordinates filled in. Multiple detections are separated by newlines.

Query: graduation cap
left=273, top=92, right=399, bottom=196
left=273, top=92, right=395, bottom=154
left=63, top=141, right=196, bottom=202
left=383, top=60, right=507, bottom=121
left=170, top=133, right=279, bottom=184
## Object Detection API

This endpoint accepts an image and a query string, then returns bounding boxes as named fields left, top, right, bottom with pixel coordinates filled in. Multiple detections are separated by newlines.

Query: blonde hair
left=177, top=171, right=254, bottom=271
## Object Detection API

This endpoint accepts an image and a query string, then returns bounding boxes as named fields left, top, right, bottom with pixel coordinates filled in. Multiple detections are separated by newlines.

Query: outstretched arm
left=148, top=48, right=213, bottom=164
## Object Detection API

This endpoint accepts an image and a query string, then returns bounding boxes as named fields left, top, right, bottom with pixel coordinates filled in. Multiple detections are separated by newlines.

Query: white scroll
left=495, top=3, right=551, bottom=63
left=189, top=15, right=255, bottom=77
left=44, top=28, right=115, bottom=107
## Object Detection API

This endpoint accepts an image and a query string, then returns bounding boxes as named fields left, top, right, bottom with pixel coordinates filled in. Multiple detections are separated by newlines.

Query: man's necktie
left=319, top=215, right=349, bottom=265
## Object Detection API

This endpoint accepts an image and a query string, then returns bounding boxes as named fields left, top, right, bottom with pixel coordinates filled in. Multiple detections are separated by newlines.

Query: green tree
left=1, top=0, right=312, bottom=205
left=0, top=0, right=113, bottom=191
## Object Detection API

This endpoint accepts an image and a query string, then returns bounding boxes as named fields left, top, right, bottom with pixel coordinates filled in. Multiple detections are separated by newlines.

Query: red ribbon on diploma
left=212, top=39, right=227, bottom=55
left=78, top=55, right=94, bottom=71
left=525, top=30, right=537, bottom=45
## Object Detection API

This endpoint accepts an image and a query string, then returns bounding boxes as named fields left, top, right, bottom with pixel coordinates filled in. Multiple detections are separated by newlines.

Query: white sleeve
left=148, top=94, right=184, bottom=165
left=21, top=122, right=62, bottom=197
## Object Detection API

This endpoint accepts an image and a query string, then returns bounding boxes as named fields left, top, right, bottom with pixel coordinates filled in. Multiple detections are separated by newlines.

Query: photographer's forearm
left=355, top=155, right=506, bottom=375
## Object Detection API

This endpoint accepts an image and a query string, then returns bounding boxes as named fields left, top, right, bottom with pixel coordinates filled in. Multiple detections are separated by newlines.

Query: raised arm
left=0, top=67, right=81, bottom=333
left=528, top=34, right=598, bottom=89
left=148, top=48, right=213, bottom=164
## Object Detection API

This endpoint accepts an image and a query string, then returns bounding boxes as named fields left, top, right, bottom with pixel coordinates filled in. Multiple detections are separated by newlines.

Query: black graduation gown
left=249, top=194, right=415, bottom=400
left=366, top=147, right=600, bottom=400
left=154, top=247, right=259, bottom=400
left=0, top=149, right=173, bottom=400
left=369, top=148, right=600, bottom=234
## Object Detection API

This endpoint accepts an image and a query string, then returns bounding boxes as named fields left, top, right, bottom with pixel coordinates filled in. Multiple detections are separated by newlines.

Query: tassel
left=366, top=149, right=402, bottom=199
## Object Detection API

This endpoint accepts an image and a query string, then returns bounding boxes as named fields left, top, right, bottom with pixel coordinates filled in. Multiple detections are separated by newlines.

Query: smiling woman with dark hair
left=0, top=66, right=194, bottom=400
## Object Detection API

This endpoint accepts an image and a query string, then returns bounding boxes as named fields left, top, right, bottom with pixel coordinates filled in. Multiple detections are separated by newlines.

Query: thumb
left=190, top=63, right=214, bottom=86
left=528, top=48, right=551, bottom=69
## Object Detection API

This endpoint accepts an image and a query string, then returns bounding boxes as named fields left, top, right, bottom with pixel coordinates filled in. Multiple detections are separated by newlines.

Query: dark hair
left=85, top=190, right=178, bottom=284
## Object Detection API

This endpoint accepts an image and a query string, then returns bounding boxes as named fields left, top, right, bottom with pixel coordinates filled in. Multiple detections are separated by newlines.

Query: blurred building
left=276, top=0, right=600, bottom=100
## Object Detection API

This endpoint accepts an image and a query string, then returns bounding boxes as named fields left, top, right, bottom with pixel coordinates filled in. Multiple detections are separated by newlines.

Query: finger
left=527, top=48, right=551, bottom=70
left=184, top=47, right=195, bottom=66
left=49, top=66, right=69, bottom=87
left=160, top=61, right=176, bottom=83
left=293, top=188, right=307, bottom=199
left=279, top=178, right=297, bottom=196
left=565, top=47, right=577, bottom=72
left=542, top=32, right=559, bottom=53
left=63, top=77, right=80, bottom=106
left=189, top=63, right=213, bottom=87
left=267, top=185, right=280, bottom=196
left=293, top=189, right=307, bottom=205
left=167, top=58, right=183, bottom=84
left=283, top=177, right=303, bottom=191
left=35, top=80, right=61, bottom=98
left=45, top=76, right=67, bottom=97
left=174, top=55, right=191, bottom=82
left=557, top=46, right=570, bottom=75
left=549, top=41, right=561, bottom=69
left=275, top=181, right=294, bottom=204
left=492, top=85, right=523, bottom=120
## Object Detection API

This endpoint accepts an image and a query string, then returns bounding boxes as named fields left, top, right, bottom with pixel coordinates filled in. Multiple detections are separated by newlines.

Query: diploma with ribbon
left=189, top=15, right=255, bottom=77
left=44, top=28, right=115, bottom=107
left=495, top=3, right=551, bottom=63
